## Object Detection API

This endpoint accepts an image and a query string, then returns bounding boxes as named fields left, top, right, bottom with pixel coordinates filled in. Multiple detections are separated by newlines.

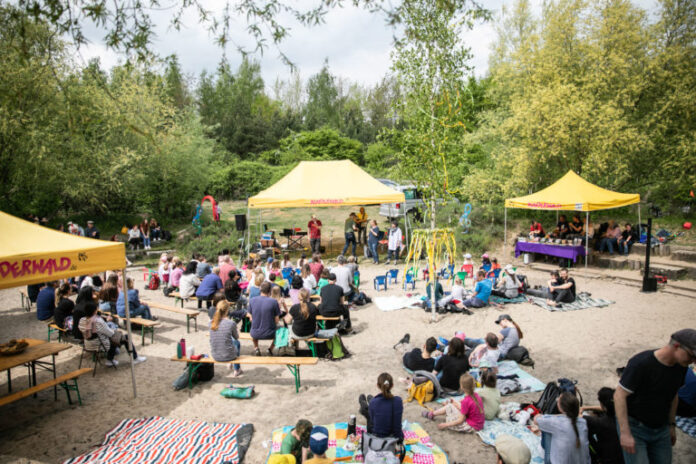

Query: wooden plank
left=49, top=323, right=68, bottom=333
left=144, top=301, right=198, bottom=316
left=237, top=332, right=328, bottom=343
left=98, top=311, right=160, bottom=327
left=0, top=368, right=92, bottom=407
left=316, top=316, right=339, bottom=321
left=0, top=340, right=70, bottom=372
left=170, top=355, right=318, bottom=366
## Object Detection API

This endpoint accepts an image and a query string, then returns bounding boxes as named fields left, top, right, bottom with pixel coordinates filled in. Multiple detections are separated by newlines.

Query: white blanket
left=374, top=296, right=423, bottom=311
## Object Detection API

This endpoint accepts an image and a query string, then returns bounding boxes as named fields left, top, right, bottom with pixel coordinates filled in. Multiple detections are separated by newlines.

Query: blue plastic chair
left=281, top=267, right=294, bottom=281
left=403, top=273, right=415, bottom=290
left=295, top=267, right=302, bottom=276
left=386, top=269, right=398, bottom=285
left=373, top=275, right=387, bottom=291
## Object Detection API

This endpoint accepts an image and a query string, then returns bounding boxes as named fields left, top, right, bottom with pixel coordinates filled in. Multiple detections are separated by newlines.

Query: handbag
left=274, top=327, right=290, bottom=348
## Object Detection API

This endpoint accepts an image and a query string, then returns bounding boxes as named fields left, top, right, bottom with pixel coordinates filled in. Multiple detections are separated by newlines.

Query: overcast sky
left=78, top=0, right=657, bottom=89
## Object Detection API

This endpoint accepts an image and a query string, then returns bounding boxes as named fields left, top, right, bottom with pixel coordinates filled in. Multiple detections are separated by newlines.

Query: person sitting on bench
left=248, top=281, right=281, bottom=356
left=79, top=302, right=146, bottom=367
left=319, top=273, right=352, bottom=331
left=117, top=278, right=155, bottom=320
left=209, top=300, right=242, bottom=377
left=547, top=268, right=576, bottom=307
left=196, top=267, right=223, bottom=311
left=284, top=288, right=319, bottom=347
left=54, top=283, right=74, bottom=330
left=179, top=261, right=200, bottom=300
left=461, top=270, right=492, bottom=309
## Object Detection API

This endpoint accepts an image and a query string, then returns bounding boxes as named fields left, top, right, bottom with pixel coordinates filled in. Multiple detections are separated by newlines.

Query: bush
left=208, top=161, right=293, bottom=200
left=176, top=220, right=243, bottom=261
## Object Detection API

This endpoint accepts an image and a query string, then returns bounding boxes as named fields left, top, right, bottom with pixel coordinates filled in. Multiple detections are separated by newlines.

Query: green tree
left=304, top=61, right=341, bottom=131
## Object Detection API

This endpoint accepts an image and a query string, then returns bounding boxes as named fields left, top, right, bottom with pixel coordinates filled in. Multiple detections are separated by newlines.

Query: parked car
left=378, top=181, right=425, bottom=222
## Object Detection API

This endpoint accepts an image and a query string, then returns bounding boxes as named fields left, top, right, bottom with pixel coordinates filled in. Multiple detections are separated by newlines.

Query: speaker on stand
left=235, top=214, right=247, bottom=232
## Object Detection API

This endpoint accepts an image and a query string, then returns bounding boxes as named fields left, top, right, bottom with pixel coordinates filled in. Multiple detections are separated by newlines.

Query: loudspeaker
left=235, top=214, right=247, bottom=231
left=642, top=277, right=657, bottom=293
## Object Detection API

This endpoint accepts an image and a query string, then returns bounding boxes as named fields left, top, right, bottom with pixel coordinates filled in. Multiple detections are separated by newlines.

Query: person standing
left=614, top=329, right=695, bottom=463
left=356, top=207, right=369, bottom=245
left=368, top=219, right=380, bottom=264
left=386, top=221, right=402, bottom=265
left=308, top=214, right=323, bottom=254
left=342, top=212, right=358, bottom=257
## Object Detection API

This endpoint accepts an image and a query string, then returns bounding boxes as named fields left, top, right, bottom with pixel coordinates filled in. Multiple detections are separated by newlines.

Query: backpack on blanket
left=533, top=378, right=582, bottom=414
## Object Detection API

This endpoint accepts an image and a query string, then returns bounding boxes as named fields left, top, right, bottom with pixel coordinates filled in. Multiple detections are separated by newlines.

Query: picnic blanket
left=676, top=416, right=696, bottom=438
left=476, top=419, right=544, bottom=463
left=490, top=295, right=527, bottom=305
left=527, top=294, right=613, bottom=312
left=375, top=295, right=424, bottom=311
left=436, top=361, right=546, bottom=403
left=267, top=420, right=449, bottom=463
left=64, top=416, right=253, bottom=464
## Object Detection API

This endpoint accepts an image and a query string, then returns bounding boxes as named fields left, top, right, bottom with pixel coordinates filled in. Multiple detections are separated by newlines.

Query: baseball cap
left=481, top=253, right=489, bottom=259
left=495, top=434, right=531, bottom=464
left=267, top=257, right=274, bottom=263
left=309, top=426, right=329, bottom=455
left=464, top=253, right=472, bottom=259
left=455, top=331, right=466, bottom=341
left=495, top=314, right=512, bottom=324
left=504, top=264, right=515, bottom=274
left=87, top=220, right=94, bottom=224
left=671, top=329, right=696, bottom=356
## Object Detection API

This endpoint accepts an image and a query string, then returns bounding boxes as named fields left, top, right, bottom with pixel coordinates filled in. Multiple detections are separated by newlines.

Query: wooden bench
left=143, top=300, right=199, bottom=333
left=19, top=289, right=32, bottom=312
left=171, top=355, right=318, bottom=393
left=237, top=332, right=330, bottom=358
left=97, top=311, right=160, bottom=345
left=168, top=291, right=197, bottom=308
left=47, top=323, right=69, bottom=342
left=316, top=315, right=339, bottom=330
left=0, top=368, right=93, bottom=407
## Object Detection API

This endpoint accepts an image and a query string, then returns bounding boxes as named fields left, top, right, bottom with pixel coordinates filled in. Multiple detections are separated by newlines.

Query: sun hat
left=464, top=253, right=472, bottom=259
left=504, top=264, right=515, bottom=274
left=671, top=329, right=696, bottom=356
left=495, top=314, right=512, bottom=325
left=495, top=434, right=531, bottom=464
left=481, top=253, right=489, bottom=259
left=309, top=426, right=329, bottom=455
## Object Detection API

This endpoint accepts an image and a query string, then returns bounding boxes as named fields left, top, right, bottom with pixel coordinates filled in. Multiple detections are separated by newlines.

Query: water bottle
left=347, top=414, right=356, bottom=436
left=176, top=342, right=182, bottom=359
left=179, top=338, right=186, bottom=358
left=186, top=345, right=194, bottom=358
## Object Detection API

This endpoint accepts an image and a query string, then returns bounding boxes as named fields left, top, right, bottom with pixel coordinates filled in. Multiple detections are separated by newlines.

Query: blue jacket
left=117, top=289, right=141, bottom=317
left=196, top=273, right=222, bottom=298
left=36, top=286, right=55, bottom=321
left=369, top=394, right=404, bottom=439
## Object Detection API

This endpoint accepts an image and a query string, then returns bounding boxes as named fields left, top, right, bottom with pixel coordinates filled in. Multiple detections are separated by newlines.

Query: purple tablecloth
left=515, top=241, right=586, bottom=262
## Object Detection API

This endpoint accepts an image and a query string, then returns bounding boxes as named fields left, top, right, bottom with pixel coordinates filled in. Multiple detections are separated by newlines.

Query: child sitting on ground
left=476, top=369, right=501, bottom=420
left=468, top=333, right=500, bottom=372
left=280, top=419, right=313, bottom=463
left=397, top=336, right=439, bottom=372
left=422, top=373, right=485, bottom=433
left=305, top=426, right=332, bottom=464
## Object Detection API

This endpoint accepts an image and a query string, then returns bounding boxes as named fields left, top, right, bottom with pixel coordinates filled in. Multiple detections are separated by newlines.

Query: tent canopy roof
left=505, top=170, right=640, bottom=212
left=0, top=211, right=125, bottom=290
left=248, top=160, right=405, bottom=209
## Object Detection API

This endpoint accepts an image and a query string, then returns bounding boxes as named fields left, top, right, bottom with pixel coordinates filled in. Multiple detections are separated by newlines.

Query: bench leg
left=286, top=365, right=301, bottom=393
left=318, top=321, right=325, bottom=330
left=308, top=341, right=317, bottom=358
left=60, top=379, right=81, bottom=405
left=187, top=363, right=202, bottom=390
left=186, top=316, right=190, bottom=333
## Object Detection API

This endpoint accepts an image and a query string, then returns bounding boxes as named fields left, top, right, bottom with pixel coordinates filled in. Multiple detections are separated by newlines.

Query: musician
left=308, top=214, right=323, bottom=254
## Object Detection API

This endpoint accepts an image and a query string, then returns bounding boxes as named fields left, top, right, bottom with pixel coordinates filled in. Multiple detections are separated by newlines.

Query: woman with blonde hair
left=423, top=373, right=485, bottom=433
left=284, top=288, right=319, bottom=345
left=209, top=300, right=242, bottom=377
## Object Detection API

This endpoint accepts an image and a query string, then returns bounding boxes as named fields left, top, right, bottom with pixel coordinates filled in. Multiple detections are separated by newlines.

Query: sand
left=0, top=260, right=695, bottom=463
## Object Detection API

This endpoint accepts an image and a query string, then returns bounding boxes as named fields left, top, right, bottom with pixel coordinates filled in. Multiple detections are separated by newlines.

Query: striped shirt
left=209, top=319, right=240, bottom=362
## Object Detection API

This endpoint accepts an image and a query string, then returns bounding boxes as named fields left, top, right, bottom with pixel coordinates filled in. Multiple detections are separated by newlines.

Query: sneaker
left=385, top=260, right=390, bottom=265
left=267, top=348, right=274, bottom=356
left=254, top=348, right=261, bottom=356
left=132, top=356, right=147, bottom=365
left=231, top=369, right=243, bottom=378
left=105, top=359, right=119, bottom=367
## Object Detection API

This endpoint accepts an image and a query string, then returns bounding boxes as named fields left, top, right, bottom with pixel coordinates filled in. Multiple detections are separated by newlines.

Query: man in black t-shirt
left=319, top=273, right=351, bottom=330
left=614, top=329, right=696, bottom=463
left=401, top=337, right=438, bottom=372
left=547, top=268, right=576, bottom=307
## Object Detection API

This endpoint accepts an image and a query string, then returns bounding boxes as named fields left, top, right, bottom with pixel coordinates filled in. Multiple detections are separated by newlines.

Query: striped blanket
left=64, top=416, right=253, bottom=464
left=267, top=420, right=448, bottom=463
left=527, top=294, right=613, bottom=312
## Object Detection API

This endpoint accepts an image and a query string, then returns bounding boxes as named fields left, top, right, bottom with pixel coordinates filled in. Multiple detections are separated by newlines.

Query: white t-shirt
left=331, top=266, right=353, bottom=294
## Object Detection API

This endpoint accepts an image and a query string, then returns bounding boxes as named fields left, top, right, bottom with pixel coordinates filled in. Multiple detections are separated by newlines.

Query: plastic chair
left=353, top=271, right=360, bottom=290
left=456, top=271, right=467, bottom=285
left=460, top=264, right=474, bottom=278
left=406, top=266, right=418, bottom=281
left=403, top=273, right=416, bottom=290
left=386, top=269, right=399, bottom=285
left=373, top=275, right=387, bottom=291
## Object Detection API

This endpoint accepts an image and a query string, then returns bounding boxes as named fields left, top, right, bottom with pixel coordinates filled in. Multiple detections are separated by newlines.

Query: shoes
left=462, top=308, right=474, bottom=316
left=133, top=356, right=147, bottom=365
left=150, top=316, right=159, bottom=321
left=254, top=348, right=261, bottom=356
left=231, top=369, right=243, bottom=378
left=105, top=359, right=119, bottom=367
left=267, top=348, right=274, bottom=356
left=421, top=410, right=434, bottom=420
left=385, top=260, right=390, bottom=265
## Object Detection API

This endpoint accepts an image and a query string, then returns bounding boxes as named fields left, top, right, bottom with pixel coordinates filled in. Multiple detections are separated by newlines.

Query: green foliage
left=208, top=161, right=293, bottom=200
left=260, top=128, right=365, bottom=167
left=176, top=220, right=243, bottom=262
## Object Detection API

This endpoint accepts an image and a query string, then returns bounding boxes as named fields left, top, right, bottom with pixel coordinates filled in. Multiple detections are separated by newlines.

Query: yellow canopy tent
left=0, top=211, right=138, bottom=397
left=248, top=160, right=405, bottom=208
left=246, top=160, right=406, bottom=251
left=503, top=171, right=641, bottom=274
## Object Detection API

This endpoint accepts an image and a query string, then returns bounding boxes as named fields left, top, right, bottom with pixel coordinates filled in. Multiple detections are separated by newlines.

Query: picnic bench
left=316, top=315, right=339, bottom=329
left=97, top=310, right=160, bottom=345
left=47, top=323, right=69, bottom=342
left=237, top=332, right=330, bottom=358
left=143, top=300, right=198, bottom=333
left=168, top=291, right=197, bottom=308
left=0, top=368, right=92, bottom=407
left=171, top=355, right=318, bottom=393
left=19, top=289, right=32, bottom=311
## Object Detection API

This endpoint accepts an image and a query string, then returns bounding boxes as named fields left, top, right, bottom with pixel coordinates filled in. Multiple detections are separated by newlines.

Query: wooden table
left=0, top=338, right=71, bottom=399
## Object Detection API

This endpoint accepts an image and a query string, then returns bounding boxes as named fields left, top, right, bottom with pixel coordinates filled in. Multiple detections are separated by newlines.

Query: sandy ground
left=0, top=258, right=695, bottom=464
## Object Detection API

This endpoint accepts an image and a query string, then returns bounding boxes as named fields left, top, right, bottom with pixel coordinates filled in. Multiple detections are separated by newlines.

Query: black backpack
left=534, top=378, right=583, bottom=414
left=506, top=345, right=535, bottom=367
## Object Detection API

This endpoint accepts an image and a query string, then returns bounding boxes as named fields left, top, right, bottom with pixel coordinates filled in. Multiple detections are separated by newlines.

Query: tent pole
left=638, top=203, right=641, bottom=232
left=246, top=202, right=251, bottom=257
left=504, top=207, right=508, bottom=259
left=121, top=268, right=137, bottom=398
left=404, top=204, right=408, bottom=254
left=585, top=212, right=589, bottom=282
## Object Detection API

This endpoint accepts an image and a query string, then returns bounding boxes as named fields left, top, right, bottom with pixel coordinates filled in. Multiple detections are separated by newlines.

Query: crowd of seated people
left=526, top=216, right=640, bottom=255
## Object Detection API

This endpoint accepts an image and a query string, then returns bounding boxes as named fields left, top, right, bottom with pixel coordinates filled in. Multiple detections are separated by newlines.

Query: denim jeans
left=387, top=249, right=399, bottom=262
left=368, top=241, right=379, bottom=263
left=620, top=240, right=633, bottom=255
left=310, top=238, right=321, bottom=253
left=231, top=338, right=241, bottom=371
left=619, top=416, right=672, bottom=464
left=143, top=236, right=151, bottom=248
left=342, top=232, right=357, bottom=256
left=600, top=237, right=618, bottom=254
left=131, top=305, right=152, bottom=320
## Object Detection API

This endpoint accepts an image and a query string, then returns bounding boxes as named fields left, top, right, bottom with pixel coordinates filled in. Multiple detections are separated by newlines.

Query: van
left=378, top=182, right=424, bottom=221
